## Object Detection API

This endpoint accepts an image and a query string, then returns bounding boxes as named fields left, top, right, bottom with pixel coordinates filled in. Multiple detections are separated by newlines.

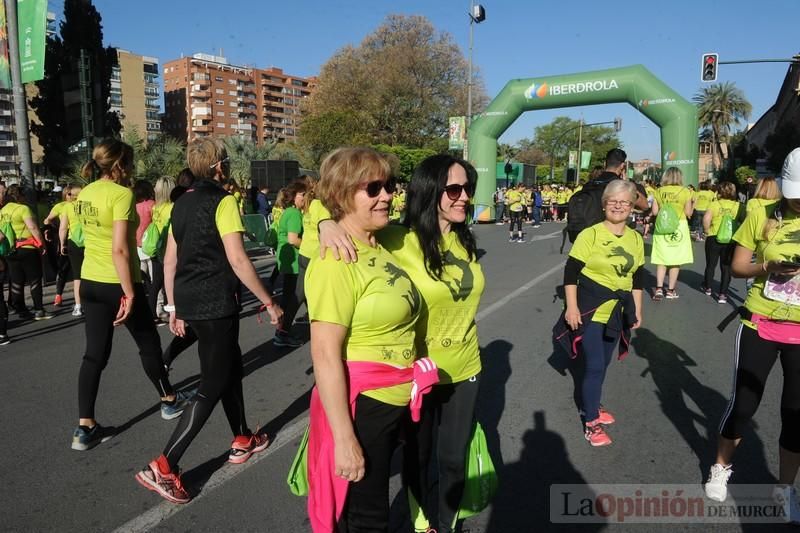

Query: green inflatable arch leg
left=468, top=65, right=698, bottom=222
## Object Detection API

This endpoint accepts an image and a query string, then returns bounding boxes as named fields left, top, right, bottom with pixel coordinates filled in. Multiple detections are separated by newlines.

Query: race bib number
left=763, top=273, right=800, bottom=306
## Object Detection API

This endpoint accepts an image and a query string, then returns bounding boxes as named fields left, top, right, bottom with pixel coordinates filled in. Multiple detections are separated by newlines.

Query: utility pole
left=4, top=0, right=35, bottom=207
left=575, top=119, right=583, bottom=186
left=465, top=1, right=485, bottom=160
left=79, top=49, right=95, bottom=169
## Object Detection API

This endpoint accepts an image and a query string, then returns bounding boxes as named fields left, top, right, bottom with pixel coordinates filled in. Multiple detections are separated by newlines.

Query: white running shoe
left=704, top=463, right=733, bottom=502
left=72, top=304, right=83, bottom=317
left=773, top=485, right=800, bottom=524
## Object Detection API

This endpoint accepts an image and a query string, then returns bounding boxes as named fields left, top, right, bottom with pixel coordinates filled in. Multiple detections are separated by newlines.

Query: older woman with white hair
left=556, top=179, right=644, bottom=447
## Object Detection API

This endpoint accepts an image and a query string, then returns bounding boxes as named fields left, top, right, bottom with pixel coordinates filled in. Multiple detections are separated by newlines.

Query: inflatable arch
left=468, top=65, right=698, bottom=221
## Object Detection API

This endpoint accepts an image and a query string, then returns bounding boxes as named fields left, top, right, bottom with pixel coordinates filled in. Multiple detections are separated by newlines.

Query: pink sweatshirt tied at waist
left=307, top=358, right=440, bottom=533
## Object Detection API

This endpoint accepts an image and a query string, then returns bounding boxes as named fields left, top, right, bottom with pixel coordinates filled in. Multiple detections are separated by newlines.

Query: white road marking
left=115, top=259, right=564, bottom=532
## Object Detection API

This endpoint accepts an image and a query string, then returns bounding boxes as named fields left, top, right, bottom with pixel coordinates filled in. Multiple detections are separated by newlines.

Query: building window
left=229, top=90, right=237, bottom=96
left=229, top=101, right=237, bottom=107
left=215, top=76, right=223, bottom=81
left=217, top=111, right=225, bottom=117
left=217, top=123, right=225, bottom=128
left=215, top=88, right=224, bottom=94
left=215, top=99, right=224, bottom=105
left=229, top=112, right=237, bottom=118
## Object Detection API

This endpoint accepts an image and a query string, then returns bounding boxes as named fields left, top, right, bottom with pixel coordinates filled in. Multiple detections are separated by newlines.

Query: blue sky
left=76, top=0, right=800, bottom=161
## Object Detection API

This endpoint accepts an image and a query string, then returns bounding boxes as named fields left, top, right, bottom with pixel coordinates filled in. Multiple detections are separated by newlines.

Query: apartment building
left=162, top=53, right=314, bottom=144
left=111, top=49, right=162, bottom=142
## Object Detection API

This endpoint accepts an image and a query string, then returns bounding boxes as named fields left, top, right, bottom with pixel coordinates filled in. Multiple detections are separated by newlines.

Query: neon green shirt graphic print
left=378, top=226, right=485, bottom=383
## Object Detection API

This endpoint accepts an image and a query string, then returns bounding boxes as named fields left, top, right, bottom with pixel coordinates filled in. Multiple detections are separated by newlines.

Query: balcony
left=0, top=124, right=12, bottom=132
left=0, top=155, right=17, bottom=162
left=190, top=89, right=211, bottom=98
left=0, top=140, right=14, bottom=147
left=191, top=124, right=211, bottom=133
left=0, top=109, right=12, bottom=116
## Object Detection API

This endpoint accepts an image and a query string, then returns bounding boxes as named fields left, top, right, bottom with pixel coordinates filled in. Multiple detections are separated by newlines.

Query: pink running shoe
left=228, top=432, right=270, bottom=464
left=135, top=460, right=190, bottom=504
left=585, top=421, right=612, bottom=447
left=597, top=407, right=615, bottom=425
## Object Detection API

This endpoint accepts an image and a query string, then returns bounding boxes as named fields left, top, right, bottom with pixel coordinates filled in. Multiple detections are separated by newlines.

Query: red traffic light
left=701, top=53, right=718, bottom=82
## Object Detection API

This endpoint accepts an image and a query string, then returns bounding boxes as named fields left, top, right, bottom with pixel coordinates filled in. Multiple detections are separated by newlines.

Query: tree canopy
left=693, top=82, right=752, bottom=175
left=525, top=116, right=620, bottom=168
left=299, top=14, right=486, bottom=166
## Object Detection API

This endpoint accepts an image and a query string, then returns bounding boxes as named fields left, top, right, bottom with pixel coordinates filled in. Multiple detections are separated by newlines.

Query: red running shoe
left=597, top=407, right=615, bottom=425
left=585, top=421, right=612, bottom=447
left=228, top=432, right=270, bottom=464
left=135, top=460, right=190, bottom=504
left=54, top=294, right=62, bottom=307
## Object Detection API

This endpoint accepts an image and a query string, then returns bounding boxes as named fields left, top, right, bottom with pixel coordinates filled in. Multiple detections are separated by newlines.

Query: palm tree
left=693, top=82, right=752, bottom=174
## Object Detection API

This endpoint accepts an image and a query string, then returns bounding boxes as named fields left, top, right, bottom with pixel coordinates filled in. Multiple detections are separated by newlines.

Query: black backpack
left=560, top=179, right=608, bottom=253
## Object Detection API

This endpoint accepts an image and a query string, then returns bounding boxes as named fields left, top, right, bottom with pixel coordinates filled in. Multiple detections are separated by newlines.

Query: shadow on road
left=632, top=328, right=773, bottom=485
left=485, top=411, right=604, bottom=532
left=479, top=339, right=513, bottom=470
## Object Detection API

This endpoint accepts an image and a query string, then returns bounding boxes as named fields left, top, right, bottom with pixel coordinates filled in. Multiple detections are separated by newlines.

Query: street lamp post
left=465, top=1, right=485, bottom=160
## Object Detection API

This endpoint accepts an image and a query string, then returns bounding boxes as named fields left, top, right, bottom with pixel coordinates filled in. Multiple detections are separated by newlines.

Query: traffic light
left=471, top=4, right=485, bottom=23
left=702, top=53, right=718, bottom=82
left=614, top=117, right=622, bottom=132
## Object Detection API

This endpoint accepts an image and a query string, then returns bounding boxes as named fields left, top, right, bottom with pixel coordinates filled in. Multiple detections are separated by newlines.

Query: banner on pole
left=580, top=151, right=592, bottom=170
left=17, top=0, right=46, bottom=83
left=0, top=2, right=10, bottom=89
left=449, top=116, right=466, bottom=150
left=568, top=151, right=577, bottom=169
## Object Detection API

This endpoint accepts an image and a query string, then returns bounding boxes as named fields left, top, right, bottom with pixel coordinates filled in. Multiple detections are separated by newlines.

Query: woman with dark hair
left=72, top=139, right=190, bottom=451
left=134, top=179, right=155, bottom=289
left=275, top=180, right=308, bottom=345
left=319, top=153, right=485, bottom=532
left=0, top=184, right=49, bottom=321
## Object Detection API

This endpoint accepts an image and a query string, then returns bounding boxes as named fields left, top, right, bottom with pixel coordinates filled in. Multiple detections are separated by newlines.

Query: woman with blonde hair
left=72, top=139, right=190, bottom=451
left=746, top=176, right=781, bottom=216
left=58, top=183, right=84, bottom=317
left=650, top=167, right=695, bottom=300
left=148, top=176, right=176, bottom=322
left=702, top=182, right=745, bottom=303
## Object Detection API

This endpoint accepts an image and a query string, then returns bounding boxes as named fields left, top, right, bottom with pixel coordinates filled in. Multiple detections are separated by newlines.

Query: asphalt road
left=0, top=223, right=788, bottom=532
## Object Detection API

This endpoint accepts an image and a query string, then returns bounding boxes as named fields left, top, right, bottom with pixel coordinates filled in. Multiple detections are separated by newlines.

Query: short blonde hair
left=661, top=167, right=684, bottom=186
left=187, top=138, right=226, bottom=180
left=315, top=147, right=392, bottom=220
left=602, top=179, right=638, bottom=206
left=753, top=176, right=781, bottom=201
left=154, top=176, right=176, bottom=204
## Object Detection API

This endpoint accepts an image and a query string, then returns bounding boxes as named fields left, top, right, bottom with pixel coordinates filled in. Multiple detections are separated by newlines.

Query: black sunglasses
left=362, top=177, right=397, bottom=198
left=442, top=183, right=474, bottom=201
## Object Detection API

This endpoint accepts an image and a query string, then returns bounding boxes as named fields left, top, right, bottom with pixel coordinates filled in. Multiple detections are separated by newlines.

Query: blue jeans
left=579, top=321, right=618, bottom=423
left=533, top=206, right=541, bottom=225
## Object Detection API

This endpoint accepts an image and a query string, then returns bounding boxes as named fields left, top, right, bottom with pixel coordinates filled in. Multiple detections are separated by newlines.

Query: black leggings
left=338, top=394, right=405, bottom=533
left=78, top=280, right=171, bottom=419
left=148, top=257, right=165, bottom=317
left=162, top=326, right=198, bottom=369
left=509, top=211, right=523, bottom=233
left=403, top=375, right=481, bottom=533
left=55, top=253, right=72, bottom=296
left=162, top=316, right=249, bottom=469
left=719, top=324, right=800, bottom=452
left=7, top=248, right=43, bottom=311
left=67, top=241, right=84, bottom=280
left=0, top=263, right=7, bottom=335
left=704, top=236, right=734, bottom=294
left=280, top=254, right=308, bottom=333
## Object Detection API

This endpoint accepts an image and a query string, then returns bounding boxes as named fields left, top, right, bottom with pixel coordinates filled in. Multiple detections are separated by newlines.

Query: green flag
left=17, top=0, right=47, bottom=84
left=0, top=2, right=10, bottom=89
left=580, top=151, right=592, bottom=170
left=449, top=116, right=466, bottom=150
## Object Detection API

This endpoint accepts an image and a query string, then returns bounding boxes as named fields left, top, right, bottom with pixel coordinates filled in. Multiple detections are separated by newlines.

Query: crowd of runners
left=3, top=138, right=800, bottom=530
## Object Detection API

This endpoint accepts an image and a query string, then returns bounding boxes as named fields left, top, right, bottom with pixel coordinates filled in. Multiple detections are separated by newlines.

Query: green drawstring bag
left=70, top=223, right=85, bottom=248
left=287, top=425, right=310, bottom=496
left=0, top=219, right=16, bottom=256
left=654, top=204, right=680, bottom=235
left=716, top=213, right=736, bottom=244
left=456, top=421, right=498, bottom=520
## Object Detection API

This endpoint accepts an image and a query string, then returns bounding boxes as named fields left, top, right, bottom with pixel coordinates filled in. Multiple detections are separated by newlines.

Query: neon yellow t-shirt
left=734, top=205, right=800, bottom=325
left=215, top=195, right=245, bottom=236
left=299, top=199, right=331, bottom=259
left=378, top=226, right=485, bottom=384
left=569, top=222, right=645, bottom=323
left=76, top=180, right=141, bottom=284
left=152, top=202, right=173, bottom=233
left=523, top=191, right=532, bottom=207
left=0, top=202, right=35, bottom=247
left=63, top=201, right=81, bottom=241
left=706, top=199, right=743, bottom=237
left=306, top=239, right=421, bottom=406
left=506, top=190, right=524, bottom=212
left=556, top=191, right=568, bottom=204
left=390, top=194, right=404, bottom=221
left=695, top=190, right=717, bottom=211
left=746, top=197, right=778, bottom=216
left=233, top=191, right=244, bottom=214
left=656, top=185, right=693, bottom=220
left=47, top=201, right=67, bottom=222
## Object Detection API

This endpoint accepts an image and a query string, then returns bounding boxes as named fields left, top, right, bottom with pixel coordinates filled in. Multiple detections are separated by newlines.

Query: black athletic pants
left=719, top=324, right=800, bottom=452
left=55, top=254, right=72, bottom=296
left=403, top=375, right=481, bottom=533
left=162, top=315, right=250, bottom=469
left=148, top=257, right=165, bottom=318
left=66, top=241, right=84, bottom=280
left=0, top=261, right=7, bottom=335
left=509, top=211, right=523, bottom=233
left=703, top=236, right=734, bottom=295
left=337, top=394, right=405, bottom=533
left=280, top=254, right=308, bottom=334
left=7, top=248, right=44, bottom=311
left=78, top=280, right=172, bottom=419
left=162, top=326, right=198, bottom=369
